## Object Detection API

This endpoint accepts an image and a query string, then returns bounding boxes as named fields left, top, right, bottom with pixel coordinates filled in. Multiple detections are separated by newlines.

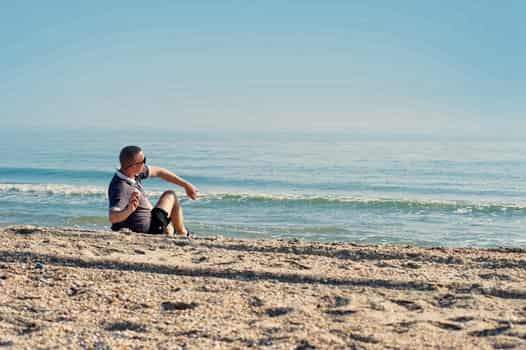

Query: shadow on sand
left=2, top=250, right=526, bottom=300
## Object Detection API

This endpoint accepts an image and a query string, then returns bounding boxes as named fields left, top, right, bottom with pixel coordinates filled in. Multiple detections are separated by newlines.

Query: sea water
left=1, top=128, right=525, bottom=247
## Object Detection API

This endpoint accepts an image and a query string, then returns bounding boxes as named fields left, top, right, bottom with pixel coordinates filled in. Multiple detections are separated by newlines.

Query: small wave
left=1, top=183, right=525, bottom=214
left=0, top=183, right=106, bottom=196
left=198, top=192, right=526, bottom=213
left=0, top=183, right=172, bottom=198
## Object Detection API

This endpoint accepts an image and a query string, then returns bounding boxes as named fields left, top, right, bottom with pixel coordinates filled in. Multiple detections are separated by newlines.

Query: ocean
left=1, top=128, right=525, bottom=248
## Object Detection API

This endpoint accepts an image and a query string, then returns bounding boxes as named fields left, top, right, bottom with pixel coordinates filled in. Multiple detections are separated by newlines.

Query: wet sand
left=1, top=226, right=525, bottom=349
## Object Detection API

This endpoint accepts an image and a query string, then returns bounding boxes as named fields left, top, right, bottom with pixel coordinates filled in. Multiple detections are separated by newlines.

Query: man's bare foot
left=177, top=229, right=193, bottom=240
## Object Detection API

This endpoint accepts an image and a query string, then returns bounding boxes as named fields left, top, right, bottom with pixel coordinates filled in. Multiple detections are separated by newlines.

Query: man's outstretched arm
left=149, top=166, right=199, bottom=200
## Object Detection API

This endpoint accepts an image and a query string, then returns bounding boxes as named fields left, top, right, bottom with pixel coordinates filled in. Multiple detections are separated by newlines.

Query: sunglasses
left=124, top=157, right=146, bottom=169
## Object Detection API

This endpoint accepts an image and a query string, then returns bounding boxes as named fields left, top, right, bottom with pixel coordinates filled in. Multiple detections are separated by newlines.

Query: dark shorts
left=111, top=207, right=170, bottom=234
left=147, top=207, right=171, bottom=235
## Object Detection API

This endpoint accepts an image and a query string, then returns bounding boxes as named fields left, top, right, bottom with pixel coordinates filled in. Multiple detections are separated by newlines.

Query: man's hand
left=108, top=190, right=140, bottom=224
left=184, top=183, right=199, bottom=200
left=127, top=190, right=140, bottom=212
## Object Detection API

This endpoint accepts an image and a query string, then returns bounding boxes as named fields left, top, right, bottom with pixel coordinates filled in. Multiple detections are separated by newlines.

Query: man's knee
left=162, top=190, right=176, bottom=197
left=161, top=190, right=181, bottom=208
left=161, top=190, right=177, bottom=201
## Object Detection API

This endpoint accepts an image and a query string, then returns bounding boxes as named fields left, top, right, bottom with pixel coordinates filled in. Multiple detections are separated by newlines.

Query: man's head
left=119, top=145, right=146, bottom=176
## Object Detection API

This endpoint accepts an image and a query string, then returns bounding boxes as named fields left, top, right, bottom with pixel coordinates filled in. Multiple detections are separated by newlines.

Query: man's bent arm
left=108, top=206, right=133, bottom=224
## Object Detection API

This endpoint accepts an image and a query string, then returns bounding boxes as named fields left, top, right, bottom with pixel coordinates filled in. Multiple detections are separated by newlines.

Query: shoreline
left=1, top=225, right=525, bottom=349
left=1, top=223, right=525, bottom=250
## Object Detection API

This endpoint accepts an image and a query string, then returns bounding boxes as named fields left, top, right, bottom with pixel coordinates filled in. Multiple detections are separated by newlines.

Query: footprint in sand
left=191, top=256, right=208, bottom=263
left=389, top=321, right=418, bottom=334
left=479, top=273, right=512, bottom=281
left=18, top=321, right=40, bottom=336
left=435, top=293, right=473, bottom=308
left=285, top=259, right=311, bottom=270
left=320, top=295, right=351, bottom=308
left=105, top=321, right=147, bottom=333
left=161, top=301, right=198, bottom=311
left=448, top=316, right=475, bottom=323
left=469, top=324, right=511, bottom=337
left=429, top=321, right=463, bottom=331
left=349, top=333, right=380, bottom=344
left=265, top=307, right=293, bottom=317
left=295, top=339, right=317, bottom=350
left=325, top=309, right=356, bottom=316
left=0, top=340, right=14, bottom=347
left=249, top=296, right=265, bottom=307
left=390, top=299, right=422, bottom=311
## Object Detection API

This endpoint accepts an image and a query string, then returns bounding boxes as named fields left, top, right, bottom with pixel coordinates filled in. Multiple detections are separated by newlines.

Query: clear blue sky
left=1, top=1, right=524, bottom=136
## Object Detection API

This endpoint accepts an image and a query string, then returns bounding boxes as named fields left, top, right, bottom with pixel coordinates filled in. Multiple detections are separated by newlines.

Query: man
left=108, top=145, right=198, bottom=238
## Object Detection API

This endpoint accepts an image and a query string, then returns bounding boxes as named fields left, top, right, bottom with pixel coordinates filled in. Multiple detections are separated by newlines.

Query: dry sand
left=0, top=226, right=525, bottom=349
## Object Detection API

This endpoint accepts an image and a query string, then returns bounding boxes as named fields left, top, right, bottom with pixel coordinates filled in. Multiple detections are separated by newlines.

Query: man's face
left=128, top=151, right=146, bottom=176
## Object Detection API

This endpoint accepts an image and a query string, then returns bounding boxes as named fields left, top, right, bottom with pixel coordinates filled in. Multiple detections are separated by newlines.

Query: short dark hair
left=119, top=145, right=142, bottom=168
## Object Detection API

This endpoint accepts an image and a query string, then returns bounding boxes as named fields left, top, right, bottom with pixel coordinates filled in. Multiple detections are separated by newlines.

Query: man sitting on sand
left=108, top=145, right=198, bottom=238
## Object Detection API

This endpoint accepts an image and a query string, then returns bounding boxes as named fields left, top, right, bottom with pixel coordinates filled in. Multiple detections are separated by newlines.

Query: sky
left=1, top=1, right=525, bottom=137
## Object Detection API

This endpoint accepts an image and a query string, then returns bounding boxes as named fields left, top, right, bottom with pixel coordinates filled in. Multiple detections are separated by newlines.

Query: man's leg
left=154, top=190, right=188, bottom=236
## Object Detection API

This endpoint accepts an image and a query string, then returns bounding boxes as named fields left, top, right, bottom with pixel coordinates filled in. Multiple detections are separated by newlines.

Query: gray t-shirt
left=108, top=167, right=153, bottom=232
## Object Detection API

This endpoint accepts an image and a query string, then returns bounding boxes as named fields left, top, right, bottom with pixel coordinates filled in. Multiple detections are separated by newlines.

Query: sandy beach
left=0, top=226, right=525, bottom=349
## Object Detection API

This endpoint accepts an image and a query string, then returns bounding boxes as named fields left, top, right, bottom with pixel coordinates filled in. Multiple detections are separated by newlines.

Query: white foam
left=0, top=183, right=105, bottom=196
left=2, top=183, right=526, bottom=211
left=455, top=207, right=473, bottom=214
left=197, top=192, right=526, bottom=210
